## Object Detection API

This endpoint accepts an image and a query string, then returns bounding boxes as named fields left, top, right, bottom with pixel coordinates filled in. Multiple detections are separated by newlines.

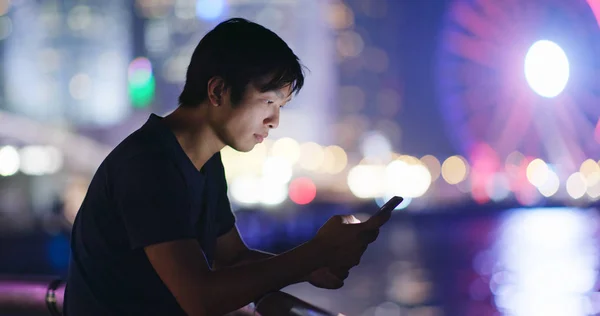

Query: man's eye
left=266, top=100, right=275, bottom=104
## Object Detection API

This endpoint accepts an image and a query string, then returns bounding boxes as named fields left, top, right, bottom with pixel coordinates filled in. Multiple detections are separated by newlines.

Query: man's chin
left=230, top=143, right=255, bottom=153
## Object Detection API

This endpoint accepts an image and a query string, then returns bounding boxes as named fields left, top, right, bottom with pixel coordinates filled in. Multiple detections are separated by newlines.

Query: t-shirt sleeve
left=214, top=152, right=236, bottom=237
left=113, top=155, right=195, bottom=249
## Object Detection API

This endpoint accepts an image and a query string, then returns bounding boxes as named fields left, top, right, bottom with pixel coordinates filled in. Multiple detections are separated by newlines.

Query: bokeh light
left=420, top=155, right=441, bottom=181
left=587, top=180, right=600, bottom=200
left=230, top=175, right=261, bottom=206
left=486, top=173, right=511, bottom=202
left=526, top=158, right=549, bottom=188
left=67, top=5, right=93, bottom=32
left=258, top=179, right=288, bottom=207
left=360, top=130, right=393, bottom=163
left=0, top=145, right=20, bottom=176
left=262, top=156, right=293, bottom=184
left=384, top=160, right=432, bottom=198
left=339, top=85, right=366, bottom=113
left=566, top=172, right=587, bottom=199
left=289, top=177, right=317, bottom=205
left=19, top=146, right=63, bottom=176
left=326, top=2, right=354, bottom=30
left=336, top=31, right=364, bottom=58
left=524, top=40, right=570, bottom=98
left=68, top=73, right=92, bottom=100
left=347, top=164, right=386, bottom=199
left=580, top=159, right=600, bottom=187
left=127, top=57, right=155, bottom=108
left=270, top=137, right=300, bottom=166
left=319, top=145, right=348, bottom=174
left=494, top=209, right=599, bottom=316
left=441, top=155, right=468, bottom=185
left=298, top=142, right=325, bottom=171
left=538, top=169, right=560, bottom=198
left=363, top=47, right=390, bottom=73
left=195, top=0, right=225, bottom=21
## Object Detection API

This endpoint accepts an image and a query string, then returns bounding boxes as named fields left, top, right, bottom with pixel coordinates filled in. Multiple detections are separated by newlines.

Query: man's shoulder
left=100, top=129, right=179, bottom=185
left=110, top=126, right=169, bottom=163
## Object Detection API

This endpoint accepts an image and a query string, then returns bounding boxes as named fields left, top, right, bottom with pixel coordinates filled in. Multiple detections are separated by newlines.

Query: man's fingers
left=340, top=214, right=361, bottom=224
left=329, top=267, right=350, bottom=280
left=336, top=244, right=365, bottom=267
left=359, top=228, right=379, bottom=244
left=320, top=269, right=346, bottom=289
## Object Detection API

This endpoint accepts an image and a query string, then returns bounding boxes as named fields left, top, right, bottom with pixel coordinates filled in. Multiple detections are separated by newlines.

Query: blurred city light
left=298, top=142, right=325, bottom=171
left=486, top=173, right=511, bottom=202
left=441, top=156, right=468, bottom=185
left=270, top=137, right=301, bottom=166
left=493, top=208, right=599, bottom=316
left=320, top=145, right=348, bottom=174
left=230, top=175, right=261, bottom=206
left=289, top=177, right=317, bottom=205
left=538, top=169, right=560, bottom=198
left=262, top=156, right=293, bottom=184
left=347, top=164, right=386, bottom=199
left=19, top=146, right=63, bottom=176
left=524, top=40, right=570, bottom=98
left=0, top=145, right=19, bottom=176
left=384, top=160, right=431, bottom=198
left=258, top=178, right=288, bottom=207
left=360, top=130, right=393, bottom=163
left=567, top=172, right=587, bottom=199
left=195, top=0, right=225, bottom=21
left=420, top=155, right=441, bottom=182
left=526, top=158, right=549, bottom=188
left=128, top=57, right=155, bottom=108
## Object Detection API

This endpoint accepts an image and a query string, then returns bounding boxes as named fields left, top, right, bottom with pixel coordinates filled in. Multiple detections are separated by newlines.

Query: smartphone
left=373, top=196, right=404, bottom=217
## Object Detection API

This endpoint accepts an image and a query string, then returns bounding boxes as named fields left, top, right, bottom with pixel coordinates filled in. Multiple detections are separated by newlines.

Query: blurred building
left=4, top=0, right=132, bottom=126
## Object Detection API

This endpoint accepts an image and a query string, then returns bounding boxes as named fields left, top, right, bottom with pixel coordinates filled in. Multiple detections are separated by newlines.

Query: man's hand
left=307, top=267, right=347, bottom=289
left=314, top=213, right=388, bottom=252
left=309, top=212, right=389, bottom=288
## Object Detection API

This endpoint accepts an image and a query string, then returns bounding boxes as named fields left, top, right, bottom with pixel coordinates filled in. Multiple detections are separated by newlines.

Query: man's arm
left=213, top=226, right=273, bottom=268
left=146, top=213, right=389, bottom=315
left=145, top=237, right=326, bottom=316
left=213, top=227, right=310, bottom=284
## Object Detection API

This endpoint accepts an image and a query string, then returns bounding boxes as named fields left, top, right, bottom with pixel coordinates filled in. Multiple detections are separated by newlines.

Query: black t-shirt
left=64, top=114, right=236, bottom=315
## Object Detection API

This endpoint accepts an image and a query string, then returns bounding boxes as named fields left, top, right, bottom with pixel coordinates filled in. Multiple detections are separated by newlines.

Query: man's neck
left=163, top=106, right=224, bottom=171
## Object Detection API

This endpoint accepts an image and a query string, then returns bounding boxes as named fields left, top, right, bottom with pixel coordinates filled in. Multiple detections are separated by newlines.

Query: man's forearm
left=229, top=249, right=310, bottom=284
left=201, top=240, right=324, bottom=315
left=232, top=249, right=275, bottom=265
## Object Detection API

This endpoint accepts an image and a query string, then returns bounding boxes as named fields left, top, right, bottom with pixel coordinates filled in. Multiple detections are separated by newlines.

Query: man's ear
left=207, top=77, right=227, bottom=106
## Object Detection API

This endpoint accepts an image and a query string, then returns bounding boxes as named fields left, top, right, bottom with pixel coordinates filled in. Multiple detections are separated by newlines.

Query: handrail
left=255, top=291, right=339, bottom=316
left=0, top=276, right=65, bottom=315
left=0, top=276, right=339, bottom=316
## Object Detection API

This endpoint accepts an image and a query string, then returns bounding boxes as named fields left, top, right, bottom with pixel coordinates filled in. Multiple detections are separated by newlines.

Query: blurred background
left=1, top=0, right=600, bottom=315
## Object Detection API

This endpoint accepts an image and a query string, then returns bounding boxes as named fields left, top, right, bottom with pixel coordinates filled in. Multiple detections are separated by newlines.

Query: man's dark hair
left=179, top=18, right=305, bottom=107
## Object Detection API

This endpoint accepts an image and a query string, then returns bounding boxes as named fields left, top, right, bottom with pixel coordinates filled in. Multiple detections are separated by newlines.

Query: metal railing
left=0, top=276, right=338, bottom=316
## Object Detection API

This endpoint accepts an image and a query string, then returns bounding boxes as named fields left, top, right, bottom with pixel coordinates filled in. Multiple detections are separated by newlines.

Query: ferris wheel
left=436, top=0, right=600, bottom=171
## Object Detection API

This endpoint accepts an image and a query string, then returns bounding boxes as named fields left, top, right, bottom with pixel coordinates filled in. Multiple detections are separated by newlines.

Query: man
left=65, top=18, right=389, bottom=315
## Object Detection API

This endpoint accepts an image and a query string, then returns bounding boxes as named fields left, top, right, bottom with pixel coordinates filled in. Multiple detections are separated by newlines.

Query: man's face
left=212, top=82, right=292, bottom=152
